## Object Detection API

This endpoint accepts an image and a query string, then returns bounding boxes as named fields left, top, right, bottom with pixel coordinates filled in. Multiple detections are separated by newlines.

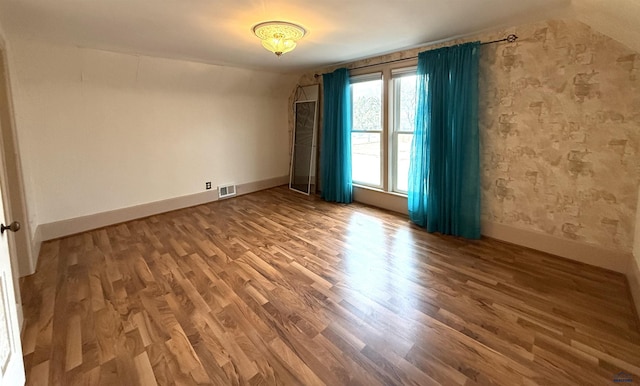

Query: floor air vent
left=218, top=184, right=237, bottom=199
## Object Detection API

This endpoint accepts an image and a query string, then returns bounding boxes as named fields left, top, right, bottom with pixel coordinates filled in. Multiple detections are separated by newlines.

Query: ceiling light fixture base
left=252, top=21, right=306, bottom=57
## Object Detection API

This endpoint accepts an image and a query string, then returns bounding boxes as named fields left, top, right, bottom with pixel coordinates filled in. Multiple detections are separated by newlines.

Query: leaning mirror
left=290, top=100, right=318, bottom=195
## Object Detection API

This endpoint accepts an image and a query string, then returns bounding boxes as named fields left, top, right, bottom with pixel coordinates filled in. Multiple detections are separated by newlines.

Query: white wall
left=8, top=39, right=298, bottom=239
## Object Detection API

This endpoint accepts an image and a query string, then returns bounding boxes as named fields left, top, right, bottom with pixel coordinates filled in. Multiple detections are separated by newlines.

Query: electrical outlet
left=205, top=181, right=211, bottom=190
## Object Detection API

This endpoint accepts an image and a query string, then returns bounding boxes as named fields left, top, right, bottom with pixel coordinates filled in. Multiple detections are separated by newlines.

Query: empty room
left=0, top=0, right=638, bottom=384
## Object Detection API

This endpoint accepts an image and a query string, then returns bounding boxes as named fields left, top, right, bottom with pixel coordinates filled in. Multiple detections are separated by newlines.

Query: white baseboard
left=238, top=177, right=289, bottom=196
left=628, top=256, right=640, bottom=321
left=27, top=224, right=42, bottom=276
left=16, top=302, right=23, bottom=332
left=34, top=175, right=288, bottom=245
left=482, top=220, right=631, bottom=273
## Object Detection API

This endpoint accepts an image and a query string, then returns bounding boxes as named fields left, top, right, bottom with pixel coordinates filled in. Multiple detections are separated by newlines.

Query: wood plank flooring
left=20, top=186, right=640, bottom=385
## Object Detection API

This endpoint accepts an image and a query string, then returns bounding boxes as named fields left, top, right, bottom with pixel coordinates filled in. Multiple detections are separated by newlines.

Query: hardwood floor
left=20, top=186, right=640, bottom=385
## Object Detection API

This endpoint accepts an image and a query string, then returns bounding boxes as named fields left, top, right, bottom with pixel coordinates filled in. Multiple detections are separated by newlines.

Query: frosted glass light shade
left=253, top=21, right=306, bottom=57
left=261, top=38, right=296, bottom=55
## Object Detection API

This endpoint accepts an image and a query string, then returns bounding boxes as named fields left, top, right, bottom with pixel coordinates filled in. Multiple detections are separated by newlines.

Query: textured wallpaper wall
left=293, top=19, right=640, bottom=254
left=479, top=20, right=640, bottom=252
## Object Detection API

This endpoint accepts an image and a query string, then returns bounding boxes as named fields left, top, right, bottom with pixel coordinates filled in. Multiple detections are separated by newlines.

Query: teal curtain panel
left=408, top=42, right=481, bottom=239
left=320, top=68, right=353, bottom=203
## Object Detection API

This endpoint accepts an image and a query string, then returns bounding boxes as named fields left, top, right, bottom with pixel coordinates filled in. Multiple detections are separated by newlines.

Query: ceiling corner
left=571, top=0, right=640, bottom=53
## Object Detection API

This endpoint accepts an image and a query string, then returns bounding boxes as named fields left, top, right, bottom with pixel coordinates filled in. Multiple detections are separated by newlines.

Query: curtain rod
left=313, top=34, right=517, bottom=78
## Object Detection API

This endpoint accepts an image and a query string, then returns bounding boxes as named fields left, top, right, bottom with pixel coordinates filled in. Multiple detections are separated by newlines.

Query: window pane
left=396, top=75, right=417, bottom=132
left=352, top=132, right=381, bottom=186
left=392, top=71, right=417, bottom=194
left=396, top=133, right=413, bottom=192
left=352, top=79, right=382, bottom=131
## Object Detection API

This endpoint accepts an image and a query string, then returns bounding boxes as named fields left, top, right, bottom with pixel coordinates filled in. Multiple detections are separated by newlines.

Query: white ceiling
left=0, top=0, right=596, bottom=73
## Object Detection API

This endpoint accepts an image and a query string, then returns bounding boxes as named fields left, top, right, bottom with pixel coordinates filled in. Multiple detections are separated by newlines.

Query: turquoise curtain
left=407, top=42, right=481, bottom=239
left=320, top=68, right=353, bottom=203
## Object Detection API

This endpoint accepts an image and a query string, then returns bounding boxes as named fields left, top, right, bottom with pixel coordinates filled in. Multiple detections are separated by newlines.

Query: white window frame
left=350, top=72, right=384, bottom=189
left=390, top=67, right=417, bottom=194
left=349, top=62, right=417, bottom=196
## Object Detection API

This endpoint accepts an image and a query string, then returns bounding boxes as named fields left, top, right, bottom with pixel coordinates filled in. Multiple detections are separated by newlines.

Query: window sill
left=353, top=184, right=407, bottom=198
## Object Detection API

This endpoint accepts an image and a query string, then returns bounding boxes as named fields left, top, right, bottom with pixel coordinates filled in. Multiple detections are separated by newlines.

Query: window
left=391, top=69, right=417, bottom=193
left=351, top=73, right=383, bottom=187
left=349, top=66, right=417, bottom=195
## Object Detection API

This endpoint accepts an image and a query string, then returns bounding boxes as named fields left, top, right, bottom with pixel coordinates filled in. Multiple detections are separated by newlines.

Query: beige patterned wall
left=292, top=19, right=640, bottom=253
left=480, top=20, right=640, bottom=252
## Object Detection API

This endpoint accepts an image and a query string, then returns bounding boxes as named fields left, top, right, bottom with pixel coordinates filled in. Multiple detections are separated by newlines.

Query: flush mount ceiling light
left=252, top=21, right=306, bottom=57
